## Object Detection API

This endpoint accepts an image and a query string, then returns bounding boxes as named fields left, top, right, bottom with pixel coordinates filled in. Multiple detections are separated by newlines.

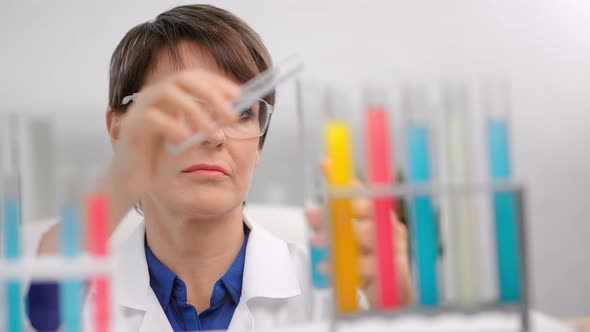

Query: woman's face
left=138, top=42, right=260, bottom=219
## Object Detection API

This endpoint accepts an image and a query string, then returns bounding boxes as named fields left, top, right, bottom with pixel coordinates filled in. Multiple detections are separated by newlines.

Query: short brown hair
left=108, top=4, right=274, bottom=147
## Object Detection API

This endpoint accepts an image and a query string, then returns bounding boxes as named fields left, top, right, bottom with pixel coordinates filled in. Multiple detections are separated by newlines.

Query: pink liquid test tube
left=87, top=193, right=110, bottom=332
left=365, top=102, right=400, bottom=309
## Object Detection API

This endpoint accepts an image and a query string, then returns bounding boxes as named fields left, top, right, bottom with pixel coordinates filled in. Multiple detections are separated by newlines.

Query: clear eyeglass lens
left=225, top=99, right=269, bottom=138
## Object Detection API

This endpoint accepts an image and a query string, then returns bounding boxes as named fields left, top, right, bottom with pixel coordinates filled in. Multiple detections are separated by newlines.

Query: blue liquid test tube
left=60, top=201, right=83, bottom=332
left=406, top=125, right=439, bottom=307
left=487, top=118, right=521, bottom=303
left=301, top=84, right=330, bottom=291
left=3, top=178, right=23, bottom=332
left=310, top=242, right=330, bottom=289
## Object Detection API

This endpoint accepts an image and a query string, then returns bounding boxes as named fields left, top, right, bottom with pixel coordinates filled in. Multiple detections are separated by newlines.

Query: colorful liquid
left=60, top=203, right=82, bottom=332
left=325, top=122, right=360, bottom=314
left=407, top=125, right=439, bottom=307
left=365, top=108, right=400, bottom=309
left=487, top=119, right=521, bottom=302
left=3, top=195, right=22, bottom=332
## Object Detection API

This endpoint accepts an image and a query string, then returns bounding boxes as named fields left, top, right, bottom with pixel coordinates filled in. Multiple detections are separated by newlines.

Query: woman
left=27, top=4, right=411, bottom=332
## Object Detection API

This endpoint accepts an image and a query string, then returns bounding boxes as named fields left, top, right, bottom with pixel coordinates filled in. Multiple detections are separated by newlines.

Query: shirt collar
left=219, top=227, right=249, bottom=304
left=144, top=226, right=250, bottom=310
left=144, top=240, right=176, bottom=310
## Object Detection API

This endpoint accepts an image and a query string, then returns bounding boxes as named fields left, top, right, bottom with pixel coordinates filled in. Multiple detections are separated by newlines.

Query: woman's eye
left=239, top=109, right=254, bottom=121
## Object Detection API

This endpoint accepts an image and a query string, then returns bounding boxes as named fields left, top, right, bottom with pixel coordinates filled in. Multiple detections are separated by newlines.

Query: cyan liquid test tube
left=309, top=200, right=330, bottom=290
left=307, top=200, right=332, bottom=321
left=60, top=198, right=83, bottom=332
left=488, top=119, right=521, bottom=302
left=484, top=82, right=521, bottom=303
left=403, top=86, right=439, bottom=307
left=3, top=175, right=23, bottom=332
left=407, top=126, right=439, bottom=307
left=299, top=83, right=331, bottom=292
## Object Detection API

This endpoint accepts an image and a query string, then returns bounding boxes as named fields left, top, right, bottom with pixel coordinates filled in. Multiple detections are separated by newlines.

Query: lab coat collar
left=115, top=222, right=151, bottom=311
left=241, top=215, right=302, bottom=301
left=114, top=216, right=302, bottom=331
left=115, top=223, right=173, bottom=331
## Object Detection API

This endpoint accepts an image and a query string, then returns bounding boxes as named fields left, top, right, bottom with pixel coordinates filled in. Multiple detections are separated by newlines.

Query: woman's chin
left=168, top=192, right=240, bottom=217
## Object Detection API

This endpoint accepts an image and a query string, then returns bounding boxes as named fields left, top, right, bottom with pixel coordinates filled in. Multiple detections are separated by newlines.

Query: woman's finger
left=177, top=70, right=240, bottom=124
left=319, top=159, right=330, bottom=179
left=393, top=221, right=408, bottom=254
left=358, top=254, right=375, bottom=288
left=144, top=109, right=191, bottom=145
left=317, top=261, right=331, bottom=277
left=390, top=214, right=413, bottom=304
left=310, top=231, right=326, bottom=248
left=156, top=87, right=217, bottom=134
left=352, top=198, right=374, bottom=219
left=353, top=218, right=375, bottom=255
left=304, top=204, right=324, bottom=232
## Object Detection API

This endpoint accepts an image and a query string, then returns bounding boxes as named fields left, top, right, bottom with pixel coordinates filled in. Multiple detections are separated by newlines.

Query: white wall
left=1, top=0, right=589, bottom=317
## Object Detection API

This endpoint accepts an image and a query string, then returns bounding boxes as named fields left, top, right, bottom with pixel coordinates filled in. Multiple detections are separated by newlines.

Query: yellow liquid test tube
left=324, top=121, right=360, bottom=314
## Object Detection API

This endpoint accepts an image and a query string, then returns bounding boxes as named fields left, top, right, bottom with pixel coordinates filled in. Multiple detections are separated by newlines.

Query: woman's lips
left=181, top=164, right=229, bottom=177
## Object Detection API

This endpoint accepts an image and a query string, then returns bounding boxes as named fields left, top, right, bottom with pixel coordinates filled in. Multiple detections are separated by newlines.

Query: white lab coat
left=28, top=217, right=315, bottom=332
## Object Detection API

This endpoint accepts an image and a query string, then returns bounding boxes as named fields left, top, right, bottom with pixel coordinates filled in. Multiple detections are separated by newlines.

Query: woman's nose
left=202, top=126, right=225, bottom=147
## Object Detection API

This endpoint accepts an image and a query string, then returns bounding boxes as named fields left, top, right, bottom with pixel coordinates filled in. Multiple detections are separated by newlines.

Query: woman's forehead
left=144, top=41, right=226, bottom=85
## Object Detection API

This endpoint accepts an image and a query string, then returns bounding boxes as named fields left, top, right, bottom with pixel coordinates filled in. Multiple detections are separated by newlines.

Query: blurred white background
left=1, top=0, right=589, bottom=318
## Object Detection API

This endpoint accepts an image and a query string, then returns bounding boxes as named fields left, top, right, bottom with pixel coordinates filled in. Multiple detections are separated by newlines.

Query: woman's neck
left=142, top=201, right=245, bottom=311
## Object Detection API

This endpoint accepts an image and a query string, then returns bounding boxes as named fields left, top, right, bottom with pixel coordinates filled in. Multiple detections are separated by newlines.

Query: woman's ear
left=106, top=108, right=121, bottom=147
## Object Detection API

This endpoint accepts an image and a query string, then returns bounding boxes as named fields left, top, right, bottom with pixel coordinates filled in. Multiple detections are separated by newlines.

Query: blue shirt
left=145, top=227, right=249, bottom=331
left=27, top=281, right=61, bottom=331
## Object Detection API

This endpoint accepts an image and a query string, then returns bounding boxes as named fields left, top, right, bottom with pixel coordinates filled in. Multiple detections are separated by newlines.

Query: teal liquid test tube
left=3, top=175, right=23, bottom=332
left=487, top=118, right=521, bottom=303
left=297, top=81, right=332, bottom=320
left=60, top=201, right=83, bottom=332
left=310, top=240, right=330, bottom=289
left=304, top=85, right=330, bottom=291
left=406, top=125, right=439, bottom=307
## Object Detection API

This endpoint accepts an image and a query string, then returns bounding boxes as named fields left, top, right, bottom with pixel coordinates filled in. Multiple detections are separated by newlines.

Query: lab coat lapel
left=227, top=299, right=253, bottom=331
left=227, top=217, right=302, bottom=331
left=241, top=217, right=301, bottom=300
left=137, top=291, right=173, bottom=332
left=115, top=222, right=172, bottom=332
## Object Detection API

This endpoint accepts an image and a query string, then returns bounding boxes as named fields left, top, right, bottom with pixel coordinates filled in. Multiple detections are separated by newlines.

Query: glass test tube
left=483, top=81, right=521, bottom=303
left=324, top=88, right=360, bottom=314
left=402, top=85, right=439, bottom=307
left=86, top=192, right=110, bottom=332
left=443, top=82, right=480, bottom=307
left=297, top=80, right=332, bottom=321
left=2, top=118, right=23, bottom=332
left=364, top=86, right=400, bottom=309
left=59, top=169, right=84, bottom=332
left=2, top=173, right=22, bottom=332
